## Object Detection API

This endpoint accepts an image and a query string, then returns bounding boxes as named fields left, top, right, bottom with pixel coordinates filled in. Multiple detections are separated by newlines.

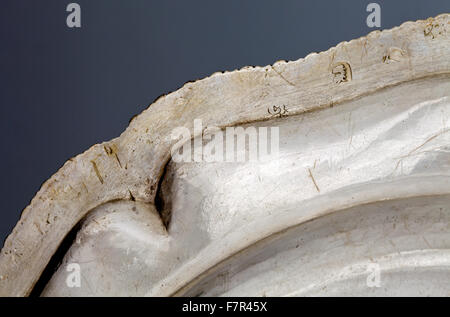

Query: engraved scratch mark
left=407, top=128, right=449, bottom=156
left=383, top=47, right=406, bottom=64
left=389, top=240, right=401, bottom=255
left=422, top=236, right=432, bottom=249
left=270, top=65, right=296, bottom=87
left=348, top=112, right=355, bottom=148
left=394, top=128, right=450, bottom=171
left=91, top=160, right=104, bottom=184
left=129, top=190, right=135, bottom=201
left=34, top=222, right=43, bottom=235
left=360, top=39, right=368, bottom=63
left=114, top=153, right=122, bottom=168
left=104, top=145, right=123, bottom=168
left=308, top=168, right=320, bottom=193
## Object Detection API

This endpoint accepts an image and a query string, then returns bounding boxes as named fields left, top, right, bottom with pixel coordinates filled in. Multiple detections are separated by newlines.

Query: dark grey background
left=1, top=0, right=449, bottom=244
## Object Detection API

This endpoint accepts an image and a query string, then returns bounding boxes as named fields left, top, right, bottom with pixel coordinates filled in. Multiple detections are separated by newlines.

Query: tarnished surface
left=0, top=14, right=449, bottom=296
left=43, top=76, right=450, bottom=296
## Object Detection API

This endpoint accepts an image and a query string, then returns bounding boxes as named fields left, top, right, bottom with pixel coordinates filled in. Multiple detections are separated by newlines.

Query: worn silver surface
left=42, top=75, right=450, bottom=296
left=1, top=14, right=450, bottom=297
